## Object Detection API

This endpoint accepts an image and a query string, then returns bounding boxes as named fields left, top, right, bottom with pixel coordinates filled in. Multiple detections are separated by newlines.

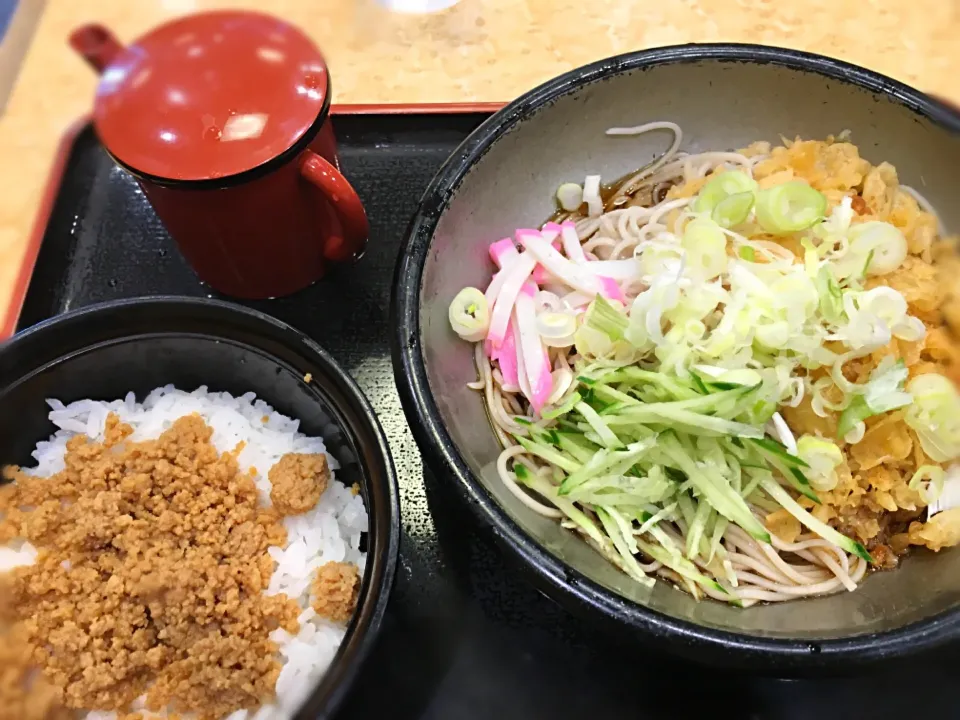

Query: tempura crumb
left=0, top=414, right=305, bottom=719
left=303, top=373, right=312, bottom=384
left=350, top=483, right=360, bottom=496
left=268, top=453, right=329, bottom=516
left=310, top=562, right=360, bottom=623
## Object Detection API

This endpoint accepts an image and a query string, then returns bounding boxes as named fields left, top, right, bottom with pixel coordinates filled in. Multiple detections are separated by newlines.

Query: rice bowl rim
left=2, top=295, right=401, bottom=719
left=391, top=43, right=960, bottom=671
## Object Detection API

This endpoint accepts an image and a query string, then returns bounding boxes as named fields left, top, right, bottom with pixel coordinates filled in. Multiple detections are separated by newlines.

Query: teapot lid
left=91, top=11, right=329, bottom=182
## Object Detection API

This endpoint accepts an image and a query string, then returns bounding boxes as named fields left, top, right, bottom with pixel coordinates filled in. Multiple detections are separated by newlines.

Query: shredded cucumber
left=605, top=405, right=763, bottom=438
left=510, top=356, right=877, bottom=601
left=556, top=433, right=600, bottom=464
left=685, top=501, right=713, bottom=560
left=660, top=435, right=771, bottom=543
left=575, top=402, right=624, bottom=448
left=565, top=473, right=675, bottom=506
left=747, top=438, right=819, bottom=503
left=611, top=384, right=757, bottom=416
left=590, top=384, right=641, bottom=406
left=707, top=517, right=729, bottom=564
left=636, top=502, right=678, bottom=536
left=515, top=435, right=581, bottom=473
left=517, top=468, right=620, bottom=557
left=590, top=367, right=701, bottom=400
left=636, top=538, right=735, bottom=602
left=759, top=476, right=872, bottom=562
left=558, top=438, right=658, bottom=495
left=542, top=392, right=583, bottom=420
left=596, top=508, right=655, bottom=586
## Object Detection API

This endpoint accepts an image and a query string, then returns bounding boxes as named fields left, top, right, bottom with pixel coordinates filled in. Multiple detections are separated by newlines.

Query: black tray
left=13, top=110, right=958, bottom=720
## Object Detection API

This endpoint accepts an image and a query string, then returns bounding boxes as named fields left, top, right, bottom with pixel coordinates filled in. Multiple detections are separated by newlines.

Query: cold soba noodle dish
left=448, top=121, right=960, bottom=606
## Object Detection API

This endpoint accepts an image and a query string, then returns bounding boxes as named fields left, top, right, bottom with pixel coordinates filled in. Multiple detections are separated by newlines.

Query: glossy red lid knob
left=87, top=11, right=329, bottom=182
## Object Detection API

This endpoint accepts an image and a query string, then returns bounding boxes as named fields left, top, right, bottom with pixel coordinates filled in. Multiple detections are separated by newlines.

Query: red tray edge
left=1, top=102, right=505, bottom=339
left=2, top=115, right=89, bottom=339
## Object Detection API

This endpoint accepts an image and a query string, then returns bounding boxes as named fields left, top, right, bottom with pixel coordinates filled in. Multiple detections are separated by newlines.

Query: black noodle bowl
left=392, top=45, right=960, bottom=673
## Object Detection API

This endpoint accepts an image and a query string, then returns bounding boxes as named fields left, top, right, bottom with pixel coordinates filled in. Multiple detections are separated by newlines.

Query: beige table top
left=1, top=0, right=959, bottom=331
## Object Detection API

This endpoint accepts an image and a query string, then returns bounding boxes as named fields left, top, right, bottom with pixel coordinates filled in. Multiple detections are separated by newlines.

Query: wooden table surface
left=2, top=0, right=958, bottom=328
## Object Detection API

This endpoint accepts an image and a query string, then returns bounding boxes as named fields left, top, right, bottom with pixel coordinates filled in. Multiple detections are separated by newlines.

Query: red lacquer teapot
left=71, top=11, right=369, bottom=299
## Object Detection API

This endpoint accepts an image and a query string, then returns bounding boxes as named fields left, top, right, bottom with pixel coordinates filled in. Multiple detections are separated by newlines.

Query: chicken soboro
left=269, top=452, right=329, bottom=516
left=0, top=413, right=359, bottom=720
left=311, top=561, right=360, bottom=624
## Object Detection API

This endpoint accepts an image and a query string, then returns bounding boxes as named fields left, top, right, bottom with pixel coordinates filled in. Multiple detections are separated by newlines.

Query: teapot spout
left=69, top=24, right=124, bottom=74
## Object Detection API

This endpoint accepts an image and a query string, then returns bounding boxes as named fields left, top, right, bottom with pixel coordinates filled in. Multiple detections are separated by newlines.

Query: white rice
left=8, top=385, right=368, bottom=720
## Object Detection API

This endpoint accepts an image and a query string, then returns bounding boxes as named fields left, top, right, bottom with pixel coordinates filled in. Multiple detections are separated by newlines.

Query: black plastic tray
left=13, top=110, right=959, bottom=720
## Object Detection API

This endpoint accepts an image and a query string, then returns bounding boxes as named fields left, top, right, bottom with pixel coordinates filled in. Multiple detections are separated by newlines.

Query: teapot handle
left=69, top=24, right=124, bottom=74
left=299, top=152, right=369, bottom=262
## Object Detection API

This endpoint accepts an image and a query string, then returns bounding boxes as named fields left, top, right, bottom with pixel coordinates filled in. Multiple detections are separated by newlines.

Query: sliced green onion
left=692, top=170, right=758, bottom=214
left=801, top=237, right=819, bottom=277
left=909, top=465, right=946, bottom=505
left=448, top=287, right=490, bottom=341
left=837, top=396, right=870, bottom=441
left=816, top=265, right=845, bottom=325
left=536, top=312, right=577, bottom=348
left=908, top=373, right=956, bottom=397
left=848, top=221, right=907, bottom=276
left=682, top=217, right=728, bottom=280
left=755, top=181, right=827, bottom=235
left=556, top=182, right=584, bottom=212
left=905, top=373, right=960, bottom=462
left=755, top=321, right=791, bottom=350
left=862, top=361, right=912, bottom=411
left=796, top=435, right=844, bottom=492
left=712, top=191, right=755, bottom=229
left=583, top=295, right=628, bottom=340
left=739, top=246, right=756, bottom=262
left=838, top=359, right=912, bottom=440
left=859, top=249, right=876, bottom=281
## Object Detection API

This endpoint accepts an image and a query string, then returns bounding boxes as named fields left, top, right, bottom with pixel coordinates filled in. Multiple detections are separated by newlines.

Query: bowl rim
left=5, top=295, right=401, bottom=715
left=391, top=43, right=960, bottom=669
